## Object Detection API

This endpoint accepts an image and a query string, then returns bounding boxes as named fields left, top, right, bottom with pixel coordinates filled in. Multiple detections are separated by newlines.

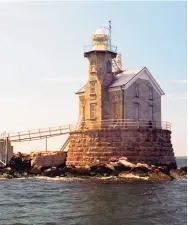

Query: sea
left=0, top=157, right=187, bottom=225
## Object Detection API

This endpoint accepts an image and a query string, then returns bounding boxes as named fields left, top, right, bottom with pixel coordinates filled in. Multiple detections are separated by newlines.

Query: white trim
left=122, top=67, right=165, bottom=96
left=108, top=87, right=121, bottom=92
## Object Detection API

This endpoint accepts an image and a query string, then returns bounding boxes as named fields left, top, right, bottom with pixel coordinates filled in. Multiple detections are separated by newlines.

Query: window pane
left=113, top=103, right=120, bottom=119
left=135, top=104, right=139, bottom=120
left=135, top=84, right=139, bottom=97
left=149, top=87, right=153, bottom=100
left=149, top=106, right=153, bottom=121
left=90, top=104, right=96, bottom=119
left=106, top=60, right=111, bottom=73
left=90, top=81, right=95, bottom=94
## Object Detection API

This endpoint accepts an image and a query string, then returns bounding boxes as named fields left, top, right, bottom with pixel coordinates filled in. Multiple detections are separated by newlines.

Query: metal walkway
left=1, top=125, right=74, bottom=143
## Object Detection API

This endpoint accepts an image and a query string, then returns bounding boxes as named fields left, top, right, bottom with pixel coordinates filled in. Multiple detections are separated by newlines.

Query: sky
left=0, top=1, right=187, bottom=156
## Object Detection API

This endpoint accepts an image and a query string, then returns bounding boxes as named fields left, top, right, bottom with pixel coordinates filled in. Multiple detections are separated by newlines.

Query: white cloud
left=171, top=79, right=187, bottom=84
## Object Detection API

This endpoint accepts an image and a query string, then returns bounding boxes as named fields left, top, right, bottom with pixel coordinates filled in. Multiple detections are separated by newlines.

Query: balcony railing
left=84, top=44, right=117, bottom=53
left=73, top=119, right=171, bottom=131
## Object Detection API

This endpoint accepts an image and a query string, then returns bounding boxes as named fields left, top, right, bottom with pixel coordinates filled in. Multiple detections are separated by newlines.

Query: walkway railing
left=79, top=119, right=171, bottom=131
left=1, top=125, right=73, bottom=143
left=0, top=119, right=171, bottom=143
left=84, top=44, right=117, bottom=53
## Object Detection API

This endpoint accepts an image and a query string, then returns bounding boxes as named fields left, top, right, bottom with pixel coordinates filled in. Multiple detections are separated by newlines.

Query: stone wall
left=31, top=151, right=67, bottom=167
left=66, top=128, right=176, bottom=168
left=124, top=78, right=161, bottom=122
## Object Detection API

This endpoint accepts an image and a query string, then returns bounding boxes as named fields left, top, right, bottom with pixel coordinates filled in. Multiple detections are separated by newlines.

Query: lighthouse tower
left=81, top=24, right=117, bottom=129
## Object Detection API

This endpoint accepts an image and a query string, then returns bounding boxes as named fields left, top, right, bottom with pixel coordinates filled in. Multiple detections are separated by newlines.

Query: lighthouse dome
left=94, top=28, right=105, bottom=35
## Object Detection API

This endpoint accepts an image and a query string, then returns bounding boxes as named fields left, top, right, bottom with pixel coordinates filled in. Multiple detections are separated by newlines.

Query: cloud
left=171, top=79, right=187, bottom=84
left=163, top=92, right=187, bottom=100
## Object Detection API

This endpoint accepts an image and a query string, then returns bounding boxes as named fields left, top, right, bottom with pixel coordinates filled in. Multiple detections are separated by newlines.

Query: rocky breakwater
left=0, top=154, right=186, bottom=181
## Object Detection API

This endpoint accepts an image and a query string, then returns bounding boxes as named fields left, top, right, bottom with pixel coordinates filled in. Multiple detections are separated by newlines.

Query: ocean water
left=0, top=158, right=186, bottom=225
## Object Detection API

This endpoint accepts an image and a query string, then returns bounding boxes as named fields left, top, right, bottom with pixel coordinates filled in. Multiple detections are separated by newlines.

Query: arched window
left=106, top=60, right=111, bottom=73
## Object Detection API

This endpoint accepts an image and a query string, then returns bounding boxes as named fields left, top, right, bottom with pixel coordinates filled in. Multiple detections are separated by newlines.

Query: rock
left=61, top=165, right=76, bottom=174
left=151, top=165, right=158, bottom=171
left=109, top=157, right=119, bottom=162
left=104, top=163, right=114, bottom=171
left=170, top=168, right=187, bottom=178
left=158, top=166, right=170, bottom=176
left=8, top=153, right=31, bottom=171
left=119, top=157, right=128, bottom=161
left=56, top=161, right=66, bottom=169
left=30, top=165, right=42, bottom=175
left=132, top=163, right=151, bottom=173
left=109, top=161, right=119, bottom=167
left=64, top=172, right=75, bottom=177
left=168, top=162, right=177, bottom=170
left=180, top=166, right=187, bottom=175
left=75, top=168, right=91, bottom=176
left=0, top=167, right=12, bottom=174
left=136, top=163, right=150, bottom=170
left=42, top=167, right=61, bottom=177
left=9, top=155, right=22, bottom=171
left=149, top=170, right=173, bottom=181
left=22, top=159, right=31, bottom=171
left=0, top=173, right=13, bottom=179
left=131, top=167, right=149, bottom=174
left=118, top=159, right=136, bottom=170
left=90, top=162, right=115, bottom=175
left=118, top=171, right=149, bottom=180
left=13, top=172, right=22, bottom=178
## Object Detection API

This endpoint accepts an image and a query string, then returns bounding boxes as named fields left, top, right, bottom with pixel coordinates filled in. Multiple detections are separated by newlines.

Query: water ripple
left=0, top=178, right=186, bottom=225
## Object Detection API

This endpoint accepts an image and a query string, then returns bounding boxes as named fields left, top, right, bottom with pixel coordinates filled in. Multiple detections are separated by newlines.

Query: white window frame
left=90, top=81, right=96, bottom=94
left=134, top=103, right=139, bottom=120
left=90, top=103, right=96, bottom=119
left=135, top=83, right=139, bottom=98
left=149, top=87, right=153, bottom=100
left=149, top=105, right=153, bottom=121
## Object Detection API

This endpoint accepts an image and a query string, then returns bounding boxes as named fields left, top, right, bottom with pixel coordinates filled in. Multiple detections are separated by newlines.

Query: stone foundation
left=31, top=151, right=67, bottom=167
left=66, top=128, right=176, bottom=168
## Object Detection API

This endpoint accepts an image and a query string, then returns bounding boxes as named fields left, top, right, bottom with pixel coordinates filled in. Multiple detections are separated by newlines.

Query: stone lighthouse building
left=66, top=24, right=176, bottom=168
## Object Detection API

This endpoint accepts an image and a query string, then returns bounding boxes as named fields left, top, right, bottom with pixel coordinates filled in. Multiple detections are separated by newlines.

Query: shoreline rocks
left=0, top=155, right=186, bottom=181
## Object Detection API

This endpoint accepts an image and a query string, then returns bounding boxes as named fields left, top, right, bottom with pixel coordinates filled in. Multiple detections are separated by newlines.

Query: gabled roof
left=109, top=66, right=165, bottom=96
left=109, top=67, right=144, bottom=88
left=75, top=66, right=164, bottom=96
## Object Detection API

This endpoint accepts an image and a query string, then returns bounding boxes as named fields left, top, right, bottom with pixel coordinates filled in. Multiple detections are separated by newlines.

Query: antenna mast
left=109, top=20, right=111, bottom=51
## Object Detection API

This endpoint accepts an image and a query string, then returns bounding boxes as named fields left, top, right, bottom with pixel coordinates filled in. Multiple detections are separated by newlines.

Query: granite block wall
left=66, top=128, right=176, bottom=168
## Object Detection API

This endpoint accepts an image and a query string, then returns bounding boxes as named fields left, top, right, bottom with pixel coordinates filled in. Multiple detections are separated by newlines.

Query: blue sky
left=0, top=1, right=187, bottom=156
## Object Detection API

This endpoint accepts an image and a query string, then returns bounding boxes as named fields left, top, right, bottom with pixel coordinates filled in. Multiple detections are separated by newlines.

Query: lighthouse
left=66, top=23, right=176, bottom=168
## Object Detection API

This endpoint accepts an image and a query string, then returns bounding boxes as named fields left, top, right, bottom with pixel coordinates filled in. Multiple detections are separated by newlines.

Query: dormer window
left=135, top=83, right=139, bottom=98
left=149, top=87, right=153, bottom=100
